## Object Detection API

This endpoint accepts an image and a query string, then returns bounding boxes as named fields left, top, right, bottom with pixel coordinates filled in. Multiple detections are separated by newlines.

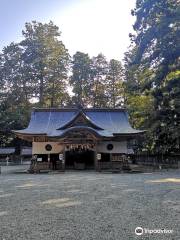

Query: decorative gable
left=73, top=114, right=88, bottom=126
left=58, top=110, right=103, bottom=130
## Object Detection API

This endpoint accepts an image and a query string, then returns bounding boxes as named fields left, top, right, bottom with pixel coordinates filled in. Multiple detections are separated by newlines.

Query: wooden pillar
left=62, top=150, right=65, bottom=171
left=94, top=150, right=98, bottom=171
left=48, top=154, right=50, bottom=169
left=110, top=153, right=112, bottom=162
left=110, top=153, right=113, bottom=170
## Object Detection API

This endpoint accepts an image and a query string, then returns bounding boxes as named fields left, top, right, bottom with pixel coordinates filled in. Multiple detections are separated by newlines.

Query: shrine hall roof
left=13, top=108, right=144, bottom=138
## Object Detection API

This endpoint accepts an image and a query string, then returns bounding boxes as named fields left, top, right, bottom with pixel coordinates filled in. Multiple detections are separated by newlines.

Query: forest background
left=0, top=0, right=179, bottom=155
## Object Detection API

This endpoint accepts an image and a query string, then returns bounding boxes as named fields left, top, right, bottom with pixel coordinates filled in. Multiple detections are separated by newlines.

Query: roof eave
left=113, top=131, right=146, bottom=136
left=12, top=130, right=46, bottom=136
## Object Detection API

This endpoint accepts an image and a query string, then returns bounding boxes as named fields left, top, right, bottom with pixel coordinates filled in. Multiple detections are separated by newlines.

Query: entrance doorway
left=50, top=154, right=62, bottom=170
left=65, top=149, right=95, bottom=170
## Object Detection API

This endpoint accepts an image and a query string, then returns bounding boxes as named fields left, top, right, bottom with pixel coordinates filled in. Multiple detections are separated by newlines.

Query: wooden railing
left=98, top=160, right=130, bottom=171
left=135, top=154, right=179, bottom=168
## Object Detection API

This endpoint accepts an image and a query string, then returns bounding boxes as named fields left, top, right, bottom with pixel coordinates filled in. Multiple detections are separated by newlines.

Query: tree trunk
left=39, top=71, right=44, bottom=106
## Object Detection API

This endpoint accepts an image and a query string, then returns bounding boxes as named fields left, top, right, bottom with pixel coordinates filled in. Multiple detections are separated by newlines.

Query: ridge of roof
left=32, top=107, right=127, bottom=112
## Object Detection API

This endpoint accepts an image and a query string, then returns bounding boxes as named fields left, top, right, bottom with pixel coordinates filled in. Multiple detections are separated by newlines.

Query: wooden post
left=62, top=150, right=65, bottom=171
left=48, top=154, right=50, bottom=170
left=110, top=153, right=112, bottom=171
left=94, top=150, right=98, bottom=171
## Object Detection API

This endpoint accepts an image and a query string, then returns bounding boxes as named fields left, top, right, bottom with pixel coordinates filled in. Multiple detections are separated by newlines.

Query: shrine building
left=13, top=108, right=144, bottom=171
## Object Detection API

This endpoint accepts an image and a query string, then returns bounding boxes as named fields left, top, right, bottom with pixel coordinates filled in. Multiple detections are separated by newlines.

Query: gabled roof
left=13, top=108, right=144, bottom=138
left=58, top=109, right=103, bottom=130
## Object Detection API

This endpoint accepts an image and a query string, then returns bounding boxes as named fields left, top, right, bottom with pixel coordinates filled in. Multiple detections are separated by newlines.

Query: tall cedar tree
left=106, top=59, right=124, bottom=108
left=0, top=21, right=70, bottom=146
left=21, top=21, right=70, bottom=107
left=0, top=43, right=32, bottom=146
left=91, top=54, right=108, bottom=107
left=124, top=0, right=180, bottom=153
left=70, top=53, right=124, bottom=108
left=70, top=52, right=92, bottom=107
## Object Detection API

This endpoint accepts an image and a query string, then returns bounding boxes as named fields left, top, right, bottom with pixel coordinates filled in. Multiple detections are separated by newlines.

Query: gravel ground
left=0, top=166, right=180, bottom=240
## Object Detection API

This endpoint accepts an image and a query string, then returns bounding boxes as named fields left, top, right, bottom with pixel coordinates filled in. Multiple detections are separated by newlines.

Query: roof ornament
left=77, top=103, right=83, bottom=110
left=76, top=103, right=85, bottom=115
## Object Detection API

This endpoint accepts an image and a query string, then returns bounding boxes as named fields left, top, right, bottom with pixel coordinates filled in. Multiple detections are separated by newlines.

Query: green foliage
left=70, top=52, right=92, bottom=106
left=0, top=21, right=70, bottom=146
left=0, top=21, right=124, bottom=146
left=126, top=94, right=154, bottom=129
left=0, top=101, right=31, bottom=146
left=106, top=59, right=124, bottom=108
left=21, top=21, right=70, bottom=107
left=125, top=0, right=180, bottom=154
left=91, top=54, right=108, bottom=107
left=70, top=53, right=124, bottom=108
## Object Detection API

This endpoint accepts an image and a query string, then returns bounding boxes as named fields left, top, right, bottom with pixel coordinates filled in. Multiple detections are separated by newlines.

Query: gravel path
left=0, top=167, right=180, bottom=240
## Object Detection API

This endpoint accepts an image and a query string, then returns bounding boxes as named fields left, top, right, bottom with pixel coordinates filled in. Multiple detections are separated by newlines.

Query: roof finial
left=77, top=104, right=83, bottom=110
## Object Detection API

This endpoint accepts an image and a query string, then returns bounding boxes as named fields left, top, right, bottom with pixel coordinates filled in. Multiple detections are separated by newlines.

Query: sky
left=0, top=0, right=136, bottom=61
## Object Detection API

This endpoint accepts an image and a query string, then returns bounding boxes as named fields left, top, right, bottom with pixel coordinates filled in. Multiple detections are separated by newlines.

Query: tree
left=106, top=59, right=124, bottom=108
left=70, top=52, right=125, bottom=108
left=91, top=53, right=108, bottom=107
left=0, top=43, right=34, bottom=106
left=0, top=43, right=33, bottom=147
left=70, top=52, right=92, bottom=107
left=125, top=0, right=180, bottom=153
left=21, top=21, right=70, bottom=107
left=0, top=21, right=70, bottom=146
